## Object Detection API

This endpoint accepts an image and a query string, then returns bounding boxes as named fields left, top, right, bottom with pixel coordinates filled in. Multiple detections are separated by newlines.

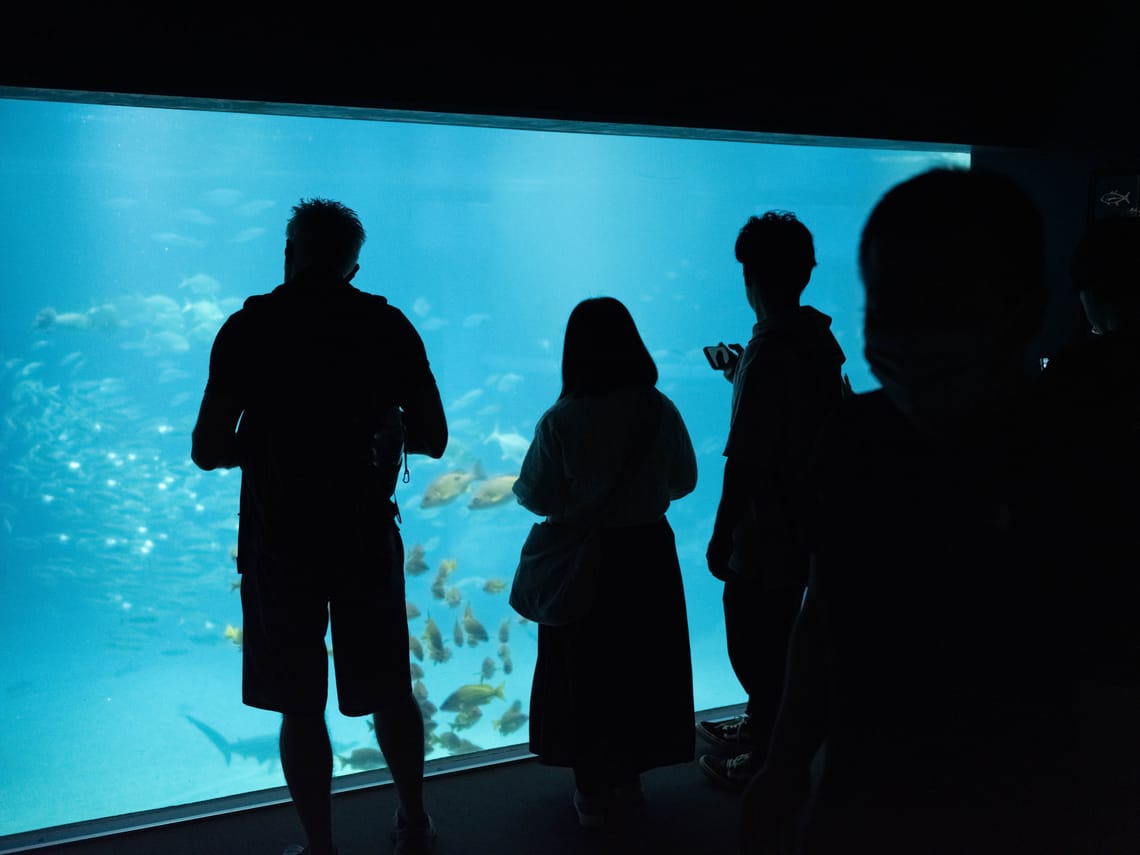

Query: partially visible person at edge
left=741, top=167, right=1077, bottom=855
left=191, top=198, right=447, bottom=855
left=1039, top=214, right=1140, bottom=852
left=698, top=212, right=847, bottom=793
left=512, top=296, right=698, bottom=829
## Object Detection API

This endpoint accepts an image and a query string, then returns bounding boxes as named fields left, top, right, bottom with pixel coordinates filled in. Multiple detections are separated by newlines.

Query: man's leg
left=373, top=691, right=427, bottom=823
left=723, top=578, right=759, bottom=725
left=280, top=711, right=336, bottom=855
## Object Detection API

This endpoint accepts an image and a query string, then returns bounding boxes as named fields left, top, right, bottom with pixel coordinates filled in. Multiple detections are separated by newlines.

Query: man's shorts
left=239, top=520, right=411, bottom=717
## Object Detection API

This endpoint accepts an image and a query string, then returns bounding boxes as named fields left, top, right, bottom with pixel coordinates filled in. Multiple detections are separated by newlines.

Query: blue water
left=0, top=94, right=968, bottom=837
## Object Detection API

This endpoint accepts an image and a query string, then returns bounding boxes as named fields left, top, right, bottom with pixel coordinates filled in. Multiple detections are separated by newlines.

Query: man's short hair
left=734, top=211, right=817, bottom=301
left=286, top=198, right=366, bottom=277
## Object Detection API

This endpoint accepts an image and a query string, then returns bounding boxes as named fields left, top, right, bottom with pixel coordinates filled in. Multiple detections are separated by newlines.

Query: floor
left=9, top=708, right=747, bottom=855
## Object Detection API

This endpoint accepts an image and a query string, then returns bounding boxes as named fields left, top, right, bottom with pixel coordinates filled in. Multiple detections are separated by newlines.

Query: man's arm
left=401, top=379, right=447, bottom=459
left=191, top=383, right=243, bottom=470
left=191, top=317, right=243, bottom=471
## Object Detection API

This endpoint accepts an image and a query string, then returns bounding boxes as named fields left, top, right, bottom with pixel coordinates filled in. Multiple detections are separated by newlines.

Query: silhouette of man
left=192, top=198, right=447, bottom=855
left=1040, top=213, right=1140, bottom=850
left=699, top=212, right=847, bottom=791
left=742, top=168, right=1075, bottom=855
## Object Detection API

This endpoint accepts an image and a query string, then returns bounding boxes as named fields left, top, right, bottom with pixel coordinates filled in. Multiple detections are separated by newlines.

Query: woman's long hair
left=559, top=297, right=658, bottom=399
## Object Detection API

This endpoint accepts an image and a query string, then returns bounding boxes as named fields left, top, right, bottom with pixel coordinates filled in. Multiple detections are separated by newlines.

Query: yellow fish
left=406, top=601, right=421, bottom=620
left=467, top=475, right=519, bottom=510
left=498, top=618, right=511, bottom=643
left=440, top=681, right=506, bottom=712
left=493, top=699, right=529, bottom=736
left=405, top=544, right=429, bottom=576
left=421, top=462, right=486, bottom=508
left=453, top=619, right=465, bottom=647
left=409, top=635, right=424, bottom=661
left=462, top=604, right=489, bottom=644
left=483, top=578, right=507, bottom=594
left=479, top=657, right=496, bottom=681
left=451, top=707, right=483, bottom=731
left=422, top=616, right=443, bottom=650
left=224, top=624, right=243, bottom=648
left=336, top=748, right=384, bottom=771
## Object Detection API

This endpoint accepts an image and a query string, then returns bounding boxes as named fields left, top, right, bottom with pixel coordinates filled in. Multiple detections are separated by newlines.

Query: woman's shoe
left=573, top=789, right=609, bottom=828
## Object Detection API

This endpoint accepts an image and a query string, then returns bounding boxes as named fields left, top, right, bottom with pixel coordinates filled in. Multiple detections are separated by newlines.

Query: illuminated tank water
left=0, top=94, right=968, bottom=838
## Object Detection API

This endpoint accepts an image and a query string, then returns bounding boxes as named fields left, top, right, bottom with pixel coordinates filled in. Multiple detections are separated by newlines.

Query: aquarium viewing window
left=0, top=88, right=969, bottom=847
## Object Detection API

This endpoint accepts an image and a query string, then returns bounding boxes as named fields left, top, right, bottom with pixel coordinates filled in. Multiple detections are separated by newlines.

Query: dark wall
left=3, top=4, right=1137, bottom=149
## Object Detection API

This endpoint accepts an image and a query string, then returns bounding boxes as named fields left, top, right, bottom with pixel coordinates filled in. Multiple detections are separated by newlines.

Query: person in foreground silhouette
left=1040, top=213, right=1140, bottom=851
left=513, top=296, right=698, bottom=828
left=191, top=198, right=447, bottom=855
left=699, top=212, right=847, bottom=792
left=740, top=167, right=1076, bottom=854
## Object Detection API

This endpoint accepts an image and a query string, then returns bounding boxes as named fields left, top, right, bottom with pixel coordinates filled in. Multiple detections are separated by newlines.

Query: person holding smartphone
left=698, top=211, right=848, bottom=793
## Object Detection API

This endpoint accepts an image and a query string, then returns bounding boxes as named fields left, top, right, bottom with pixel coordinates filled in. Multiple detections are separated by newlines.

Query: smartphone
left=703, top=343, right=737, bottom=371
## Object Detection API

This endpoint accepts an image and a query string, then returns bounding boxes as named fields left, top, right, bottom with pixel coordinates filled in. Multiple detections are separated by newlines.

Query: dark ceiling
left=2, top=4, right=1137, bottom=151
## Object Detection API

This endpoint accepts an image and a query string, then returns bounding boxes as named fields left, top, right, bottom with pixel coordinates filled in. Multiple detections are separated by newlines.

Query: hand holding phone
left=703, top=342, right=743, bottom=373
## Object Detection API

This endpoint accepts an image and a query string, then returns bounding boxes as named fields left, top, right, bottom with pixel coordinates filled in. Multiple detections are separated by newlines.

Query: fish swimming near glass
left=493, top=700, right=529, bottom=736
left=450, top=707, right=483, bottom=731
left=467, top=474, right=519, bottom=510
left=440, top=681, right=506, bottom=712
left=336, top=747, right=384, bottom=771
left=420, top=462, right=487, bottom=508
left=462, top=603, right=489, bottom=644
left=405, top=544, right=429, bottom=576
left=184, top=715, right=280, bottom=768
left=483, top=425, right=531, bottom=464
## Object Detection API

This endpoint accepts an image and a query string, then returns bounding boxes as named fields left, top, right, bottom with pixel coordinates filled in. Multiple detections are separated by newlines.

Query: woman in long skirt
left=513, top=296, right=698, bottom=827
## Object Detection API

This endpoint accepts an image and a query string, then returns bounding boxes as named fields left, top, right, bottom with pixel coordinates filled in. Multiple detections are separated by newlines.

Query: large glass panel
left=0, top=93, right=968, bottom=838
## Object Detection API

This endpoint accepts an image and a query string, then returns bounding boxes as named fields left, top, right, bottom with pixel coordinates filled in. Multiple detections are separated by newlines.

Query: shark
left=185, top=715, right=280, bottom=768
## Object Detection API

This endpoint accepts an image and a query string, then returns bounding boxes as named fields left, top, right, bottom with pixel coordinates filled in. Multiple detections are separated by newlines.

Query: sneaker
left=699, top=750, right=757, bottom=792
left=573, top=789, right=609, bottom=828
left=391, top=810, right=437, bottom=855
left=696, top=713, right=752, bottom=749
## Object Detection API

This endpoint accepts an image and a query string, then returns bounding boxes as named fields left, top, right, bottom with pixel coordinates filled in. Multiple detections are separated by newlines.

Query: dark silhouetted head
left=860, top=166, right=1045, bottom=340
left=859, top=167, right=1046, bottom=432
left=285, top=198, right=366, bottom=280
left=560, top=297, right=658, bottom=398
left=734, top=211, right=817, bottom=307
left=1069, top=215, right=1140, bottom=334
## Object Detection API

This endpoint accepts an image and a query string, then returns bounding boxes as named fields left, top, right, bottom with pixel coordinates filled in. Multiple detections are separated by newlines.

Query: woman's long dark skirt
left=528, top=517, right=695, bottom=782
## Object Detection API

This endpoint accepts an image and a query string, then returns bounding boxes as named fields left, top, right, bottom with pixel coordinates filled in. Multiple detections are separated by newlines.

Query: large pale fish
left=483, top=426, right=531, bottom=464
left=421, top=461, right=486, bottom=508
left=467, top=474, right=519, bottom=510
left=440, top=681, right=506, bottom=712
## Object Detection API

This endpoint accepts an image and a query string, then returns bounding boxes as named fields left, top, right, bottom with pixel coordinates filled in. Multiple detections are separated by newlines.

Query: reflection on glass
left=0, top=94, right=969, bottom=838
